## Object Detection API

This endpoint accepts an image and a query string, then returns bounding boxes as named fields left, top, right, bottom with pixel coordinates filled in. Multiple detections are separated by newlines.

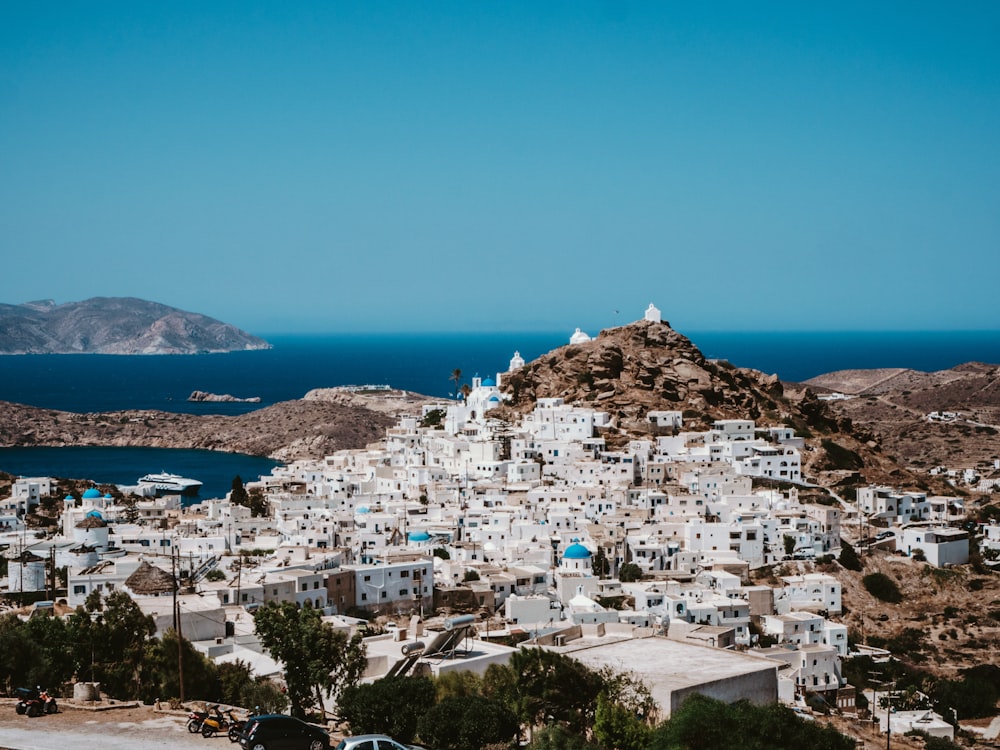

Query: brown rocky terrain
left=0, top=398, right=397, bottom=462
left=806, top=363, right=1000, bottom=475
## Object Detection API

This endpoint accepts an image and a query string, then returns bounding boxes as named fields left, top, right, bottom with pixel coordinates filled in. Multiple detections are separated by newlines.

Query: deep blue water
left=0, top=330, right=997, bottom=497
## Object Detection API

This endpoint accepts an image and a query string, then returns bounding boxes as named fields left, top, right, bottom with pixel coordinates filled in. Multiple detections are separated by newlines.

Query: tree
left=526, top=725, right=601, bottom=750
left=783, top=534, right=796, bottom=556
left=450, top=368, right=462, bottom=397
left=338, top=677, right=436, bottom=743
left=140, top=628, right=219, bottom=704
left=119, top=495, right=140, bottom=524
left=619, top=562, right=642, bottom=583
left=593, top=693, right=651, bottom=750
left=231, top=475, right=249, bottom=507
left=247, top=487, right=269, bottom=518
left=591, top=547, right=611, bottom=578
left=253, top=601, right=366, bottom=718
left=483, top=648, right=603, bottom=735
left=67, top=590, right=156, bottom=699
left=838, top=540, right=862, bottom=571
left=648, top=694, right=855, bottom=750
left=417, top=695, right=520, bottom=750
left=862, top=572, right=903, bottom=603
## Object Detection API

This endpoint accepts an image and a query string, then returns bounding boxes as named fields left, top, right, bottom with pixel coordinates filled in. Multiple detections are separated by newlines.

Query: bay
left=0, top=446, right=281, bottom=502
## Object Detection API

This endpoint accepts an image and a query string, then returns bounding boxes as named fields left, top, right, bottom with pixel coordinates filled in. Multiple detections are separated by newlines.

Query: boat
left=137, top=472, right=203, bottom=496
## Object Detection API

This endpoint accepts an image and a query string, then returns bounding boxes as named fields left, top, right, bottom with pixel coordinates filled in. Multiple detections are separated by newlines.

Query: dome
left=64, top=495, right=75, bottom=502
left=569, top=327, right=591, bottom=345
left=563, top=542, right=592, bottom=559
left=356, top=505, right=371, bottom=514
left=104, top=493, right=113, bottom=499
left=481, top=377, right=495, bottom=387
left=82, top=488, right=102, bottom=499
left=408, top=530, right=431, bottom=543
left=488, top=395, right=500, bottom=403
left=86, top=510, right=103, bottom=519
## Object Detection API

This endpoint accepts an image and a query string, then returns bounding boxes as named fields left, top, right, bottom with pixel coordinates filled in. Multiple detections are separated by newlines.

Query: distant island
left=188, top=390, right=262, bottom=403
left=0, top=297, right=270, bottom=354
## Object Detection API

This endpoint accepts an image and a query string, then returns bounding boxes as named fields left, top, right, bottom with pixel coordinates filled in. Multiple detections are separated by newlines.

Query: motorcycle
left=200, top=705, right=236, bottom=738
left=227, top=707, right=261, bottom=742
left=187, top=707, right=210, bottom=734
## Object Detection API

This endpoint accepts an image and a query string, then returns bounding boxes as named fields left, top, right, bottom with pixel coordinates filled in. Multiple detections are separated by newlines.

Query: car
left=239, top=714, right=330, bottom=750
left=335, top=735, right=419, bottom=750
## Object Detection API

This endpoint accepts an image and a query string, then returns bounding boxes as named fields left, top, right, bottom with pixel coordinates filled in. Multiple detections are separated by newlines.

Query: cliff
left=0, top=297, right=270, bottom=354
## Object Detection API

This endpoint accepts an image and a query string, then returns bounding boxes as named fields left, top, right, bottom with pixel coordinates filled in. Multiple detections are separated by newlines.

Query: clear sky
left=2, top=2, right=998, bottom=334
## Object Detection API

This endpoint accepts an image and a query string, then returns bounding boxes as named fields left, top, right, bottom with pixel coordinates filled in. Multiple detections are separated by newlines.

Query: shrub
left=863, top=572, right=902, bottom=603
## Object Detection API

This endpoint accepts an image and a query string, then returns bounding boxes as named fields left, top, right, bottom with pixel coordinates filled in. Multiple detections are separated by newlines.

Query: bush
left=863, top=572, right=903, bottom=603
left=839, top=541, right=862, bottom=572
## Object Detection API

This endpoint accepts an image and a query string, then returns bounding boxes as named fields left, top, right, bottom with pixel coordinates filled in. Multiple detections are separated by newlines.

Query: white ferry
left=137, top=472, right=203, bottom=496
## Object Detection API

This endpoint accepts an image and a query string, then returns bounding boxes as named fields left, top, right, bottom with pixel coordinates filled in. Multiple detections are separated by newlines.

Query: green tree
left=591, top=547, right=611, bottom=578
left=526, top=725, right=600, bottom=750
left=140, top=628, right=220, bottom=703
left=417, top=695, right=520, bottom=750
left=619, top=562, right=642, bottom=583
left=248, top=487, right=269, bottom=518
left=338, top=677, right=436, bottom=743
left=783, top=534, right=796, bottom=556
left=433, top=669, right=483, bottom=701
left=231, top=475, right=249, bottom=507
left=482, top=648, right=603, bottom=735
left=450, top=368, right=462, bottom=397
left=253, top=601, right=366, bottom=719
left=67, top=590, right=156, bottom=699
left=594, top=693, right=651, bottom=750
left=215, top=660, right=288, bottom=713
left=862, top=572, right=903, bottom=603
left=838, top=540, right=862, bottom=571
left=0, top=612, right=74, bottom=695
left=649, top=693, right=855, bottom=750
left=119, top=495, right=140, bottom=524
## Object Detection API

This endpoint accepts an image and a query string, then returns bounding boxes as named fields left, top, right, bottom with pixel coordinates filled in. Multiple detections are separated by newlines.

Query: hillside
left=0, top=398, right=397, bottom=462
left=0, top=297, right=270, bottom=354
left=497, top=319, right=949, bottom=492
left=806, top=363, right=1000, bottom=474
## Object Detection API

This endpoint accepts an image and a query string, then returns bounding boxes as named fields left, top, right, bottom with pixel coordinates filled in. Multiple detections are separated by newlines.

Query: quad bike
left=14, top=687, right=57, bottom=717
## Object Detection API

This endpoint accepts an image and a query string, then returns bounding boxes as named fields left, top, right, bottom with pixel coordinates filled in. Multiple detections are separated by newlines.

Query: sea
left=1, top=330, right=998, bottom=500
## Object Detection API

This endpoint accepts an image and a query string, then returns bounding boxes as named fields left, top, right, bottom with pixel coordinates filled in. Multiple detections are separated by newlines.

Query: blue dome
left=82, top=488, right=102, bottom=499
left=488, top=395, right=500, bottom=402
left=104, top=493, right=113, bottom=499
left=64, top=495, right=75, bottom=501
left=356, top=506, right=371, bottom=514
left=408, top=530, right=431, bottom=543
left=563, top=542, right=592, bottom=559
left=481, top=378, right=496, bottom=387
left=86, top=510, right=103, bottom=519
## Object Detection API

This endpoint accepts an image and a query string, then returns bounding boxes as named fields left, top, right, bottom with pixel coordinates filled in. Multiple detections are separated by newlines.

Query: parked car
left=239, top=714, right=330, bottom=750
left=335, top=735, right=420, bottom=750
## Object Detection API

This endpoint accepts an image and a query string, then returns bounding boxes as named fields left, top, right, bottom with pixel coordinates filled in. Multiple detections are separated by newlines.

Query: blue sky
left=2, top=2, right=998, bottom=334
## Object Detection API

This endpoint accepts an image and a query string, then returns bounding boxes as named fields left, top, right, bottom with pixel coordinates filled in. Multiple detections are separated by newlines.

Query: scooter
left=187, top=707, right=211, bottom=733
left=201, top=705, right=236, bottom=738
left=227, top=707, right=261, bottom=742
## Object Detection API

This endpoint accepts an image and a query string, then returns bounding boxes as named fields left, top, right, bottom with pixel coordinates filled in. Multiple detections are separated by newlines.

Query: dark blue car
left=239, top=714, right=330, bottom=750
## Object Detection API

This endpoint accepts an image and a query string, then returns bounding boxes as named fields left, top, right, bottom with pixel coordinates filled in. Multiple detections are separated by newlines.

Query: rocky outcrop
left=188, top=391, right=262, bottom=403
left=0, top=297, right=270, bottom=354
left=0, top=399, right=396, bottom=461
left=501, top=319, right=785, bottom=430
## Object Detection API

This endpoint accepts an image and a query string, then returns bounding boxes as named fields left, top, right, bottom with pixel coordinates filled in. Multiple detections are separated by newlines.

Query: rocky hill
left=497, top=319, right=944, bottom=491
left=0, top=398, right=396, bottom=462
left=0, top=297, right=270, bottom=354
left=806, top=363, right=1000, bottom=475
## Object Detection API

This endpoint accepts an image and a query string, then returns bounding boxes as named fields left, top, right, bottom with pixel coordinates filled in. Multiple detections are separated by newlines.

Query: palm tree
left=450, top=368, right=462, bottom=398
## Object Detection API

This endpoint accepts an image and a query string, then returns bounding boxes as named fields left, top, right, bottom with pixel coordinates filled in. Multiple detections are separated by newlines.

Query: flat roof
left=558, top=636, right=777, bottom=711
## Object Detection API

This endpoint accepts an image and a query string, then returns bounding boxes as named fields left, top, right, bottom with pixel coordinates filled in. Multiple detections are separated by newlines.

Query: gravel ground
left=0, top=702, right=245, bottom=750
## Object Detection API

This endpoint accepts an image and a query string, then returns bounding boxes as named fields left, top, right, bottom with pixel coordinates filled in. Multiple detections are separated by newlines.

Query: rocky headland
left=0, top=297, right=270, bottom=354
left=187, top=390, right=262, bottom=403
